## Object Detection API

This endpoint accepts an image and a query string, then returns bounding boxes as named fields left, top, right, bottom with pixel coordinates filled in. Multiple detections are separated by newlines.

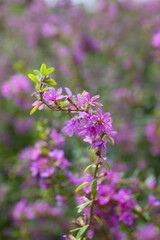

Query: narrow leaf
left=45, top=78, right=57, bottom=85
left=46, top=68, right=55, bottom=75
left=70, top=228, right=81, bottom=233
left=75, top=182, right=90, bottom=193
left=33, top=70, right=41, bottom=76
left=107, top=136, right=114, bottom=145
left=35, top=84, right=39, bottom=90
left=77, top=201, right=92, bottom=213
left=30, top=104, right=41, bottom=115
left=94, top=215, right=103, bottom=226
left=28, top=74, right=39, bottom=83
left=40, top=63, right=47, bottom=76
left=76, top=225, right=89, bottom=239
left=130, top=193, right=140, bottom=200
left=103, top=159, right=111, bottom=172
left=91, top=179, right=97, bottom=195
left=42, top=87, right=50, bottom=93
left=84, top=164, right=96, bottom=174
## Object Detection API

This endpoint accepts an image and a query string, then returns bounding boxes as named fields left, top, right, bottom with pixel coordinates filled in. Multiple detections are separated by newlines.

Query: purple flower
left=79, top=106, right=93, bottom=119
left=81, top=91, right=103, bottom=106
left=62, top=116, right=82, bottom=137
left=56, top=195, right=66, bottom=207
left=30, top=157, right=54, bottom=178
left=43, top=87, right=64, bottom=105
left=152, top=32, right=160, bottom=47
left=136, top=224, right=159, bottom=240
left=114, top=188, right=133, bottom=203
left=49, top=149, right=71, bottom=169
left=78, top=119, right=97, bottom=137
left=30, top=142, right=42, bottom=161
left=65, top=87, right=73, bottom=98
left=73, top=51, right=84, bottom=64
left=84, top=135, right=107, bottom=154
left=91, top=108, right=112, bottom=135
left=2, top=74, right=30, bottom=97
left=32, top=100, right=45, bottom=110
left=119, top=211, right=134, bottom=226
left=50, top=128, right=65, bottom=145
left=93, top=138, right=107, bottom=155
left=12, top=199, right=26, bottom=220
left=148, top=195, right=160, bottom=207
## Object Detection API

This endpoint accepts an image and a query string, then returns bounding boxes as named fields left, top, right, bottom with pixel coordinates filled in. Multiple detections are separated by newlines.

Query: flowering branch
left=29, top=64, right=117, bottom=240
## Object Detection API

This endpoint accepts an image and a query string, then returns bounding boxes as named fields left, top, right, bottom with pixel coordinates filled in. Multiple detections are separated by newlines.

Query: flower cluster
left=19, top=128, right=71, bottom=189
left=13, top=199, right=63, bottom=221
left=32, top=83, right=117, bottom=159
left=146, top=121, right=160, bottom=156
left=1, top=74, right=31, bottom=108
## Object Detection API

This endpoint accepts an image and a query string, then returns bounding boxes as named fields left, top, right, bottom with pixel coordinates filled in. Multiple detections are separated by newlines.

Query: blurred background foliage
left=0, top=0, right=160, bottom=239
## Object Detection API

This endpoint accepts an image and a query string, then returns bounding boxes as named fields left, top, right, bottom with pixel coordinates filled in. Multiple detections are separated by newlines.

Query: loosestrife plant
left=29, top=64, right=117, bottom=239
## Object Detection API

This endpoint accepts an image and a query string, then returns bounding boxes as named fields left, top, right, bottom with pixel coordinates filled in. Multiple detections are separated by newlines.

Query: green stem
left=42, top=99, right=85, bottom=112
left=89, top=158, right=99, bottom=226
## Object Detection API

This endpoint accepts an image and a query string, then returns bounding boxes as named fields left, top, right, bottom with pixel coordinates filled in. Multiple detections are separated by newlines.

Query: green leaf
left=35, top=84, right=39, bottom=90
left=93, top=191, right=98, bottom=199
left=41, top=148, right=49, bottom=155
left=91, top=179, right=97, bottom=195
left=76, top=225, right=89, bottom=239
left=106, top=136, right=114, bottom=145
left=87, top=146, right=91, bottom=151
left=75, top=182, right=90, bottom=193
left=94, top=215, right=103, bottom=226
left=30, top=104, right=41, bottom=115
left=77, top=201, right=92, bottom=213
left=130, top=193, right=140, bottom=200
left=33, top=70, right=41, bottom=76
left=42, top=87, right=50, bottom=93
left=45, top=78, right=57, bottom=85
left=40, top=63, right=47, bottom=76
left=13, top=60, right=25, bottom=71
left=84, top=164, right=96, bottom=174
left=46, top=68, right=55, bottom=75
left=28, top=74, right=39, bottom=83
left=70, top=228, right=81, bottom=233
left=103, top=159, right=111, bottom=172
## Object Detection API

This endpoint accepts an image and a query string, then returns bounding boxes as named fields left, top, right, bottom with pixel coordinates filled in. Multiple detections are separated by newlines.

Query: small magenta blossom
left=43, top=87, right=64, bottom=105
left=92, top=137, right=108, bottom=155
left=78, top=119, right=97, bottom=137
left=32, top=100, right=45, bottom=110
left=50, top=129, right=65, bottom=145
left=13, top=200, right=63, bottom=221
left=65, top=87, right=73, bottom=98
left=62, top=116, right=84, bottom=137
left=136, top=224, right=159, bottom=240
left=81, top=91, right=103, bottom=106
left=49, top=149, right=71, bottom=169
left=79, top=106, right=93, bottom=119
left=91, top=108, right=112, bottom=134
left=119, top=211, right=134, bottom=226
left=152, top=32, right=160, bottom=47
left=30, top=157, right=55, bottom=178
left=148, top=195, right=160, bottom=207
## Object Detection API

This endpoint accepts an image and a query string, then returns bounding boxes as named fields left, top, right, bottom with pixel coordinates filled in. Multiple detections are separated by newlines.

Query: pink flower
left=152, top=32, right=160, bottom=47
left=43, top=87, right=64, bottom=105
left=32, top=100, right=45, bottom=110
left=91, top=108, right=112, bottom=134
left=148, top=195, right=160, bottom=207
left=81, top=92, right=103, bottom=106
